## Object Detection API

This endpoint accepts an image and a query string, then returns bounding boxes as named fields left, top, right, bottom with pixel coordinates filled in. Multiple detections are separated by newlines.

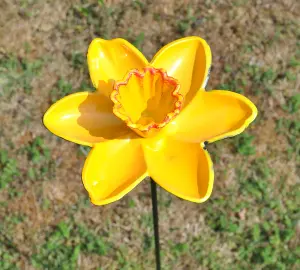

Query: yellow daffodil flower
left=43, top=37, right=257, bottom=205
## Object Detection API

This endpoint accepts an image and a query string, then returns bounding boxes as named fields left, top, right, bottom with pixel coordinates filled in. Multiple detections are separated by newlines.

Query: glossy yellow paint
left=151, top=36, right=212, bottom=106
left=143, top=138, right=214, bottom=203
left=87, top=38, right=148, bottom=96
left=111, top=67, right=183, bottom=137
left=43, top=36, right=257, bottom=205
left=169, top=90, right=258, bottom=143
left=82, top=134, right=146, bottom=205
left=43, top=92, right=133, bottom=146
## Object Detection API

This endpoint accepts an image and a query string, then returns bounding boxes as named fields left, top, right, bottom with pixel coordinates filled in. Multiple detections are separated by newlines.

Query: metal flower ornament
left=43, top=36, right=257, bottom=206
left=44, top=36, right=257, bottom=268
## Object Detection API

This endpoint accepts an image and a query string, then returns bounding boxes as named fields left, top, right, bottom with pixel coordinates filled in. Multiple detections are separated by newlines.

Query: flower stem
left=150, top=178, right=161, bottom=270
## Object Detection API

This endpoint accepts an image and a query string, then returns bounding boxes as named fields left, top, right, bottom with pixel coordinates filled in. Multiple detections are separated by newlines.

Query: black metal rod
left=150, top=178, right=161, bottom=270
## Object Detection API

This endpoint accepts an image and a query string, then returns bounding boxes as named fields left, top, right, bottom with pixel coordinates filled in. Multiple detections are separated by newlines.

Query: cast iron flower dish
left=43, top=36, right=257, bottom=206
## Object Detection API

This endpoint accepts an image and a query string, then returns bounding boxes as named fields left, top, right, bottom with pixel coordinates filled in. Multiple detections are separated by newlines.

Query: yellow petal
left=169, top=90, right=258, bottom=143
left=82, top=137, right=147, bottom=205
left=151, top=36, right=212, bottom=104
left=43, top=92, right=132, bottom=147
left=87, top=38, right=149, bottom=95
left=143, top=138, right=214, bottom=203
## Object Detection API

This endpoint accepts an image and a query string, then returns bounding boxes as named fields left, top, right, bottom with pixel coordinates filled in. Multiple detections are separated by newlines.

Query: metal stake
left=150, top=178, right=161, bottom=270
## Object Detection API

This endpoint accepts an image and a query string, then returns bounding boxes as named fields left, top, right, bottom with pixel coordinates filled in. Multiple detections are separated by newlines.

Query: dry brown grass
left=0, top=0, right=299, bottom=269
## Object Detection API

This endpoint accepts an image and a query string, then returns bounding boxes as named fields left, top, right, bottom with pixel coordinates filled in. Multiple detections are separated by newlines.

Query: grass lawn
left=0, top=0, right=299, bottom=269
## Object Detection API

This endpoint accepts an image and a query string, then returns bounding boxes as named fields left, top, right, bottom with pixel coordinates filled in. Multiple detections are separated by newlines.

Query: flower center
left=111, top=67, right=183, bottom=137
